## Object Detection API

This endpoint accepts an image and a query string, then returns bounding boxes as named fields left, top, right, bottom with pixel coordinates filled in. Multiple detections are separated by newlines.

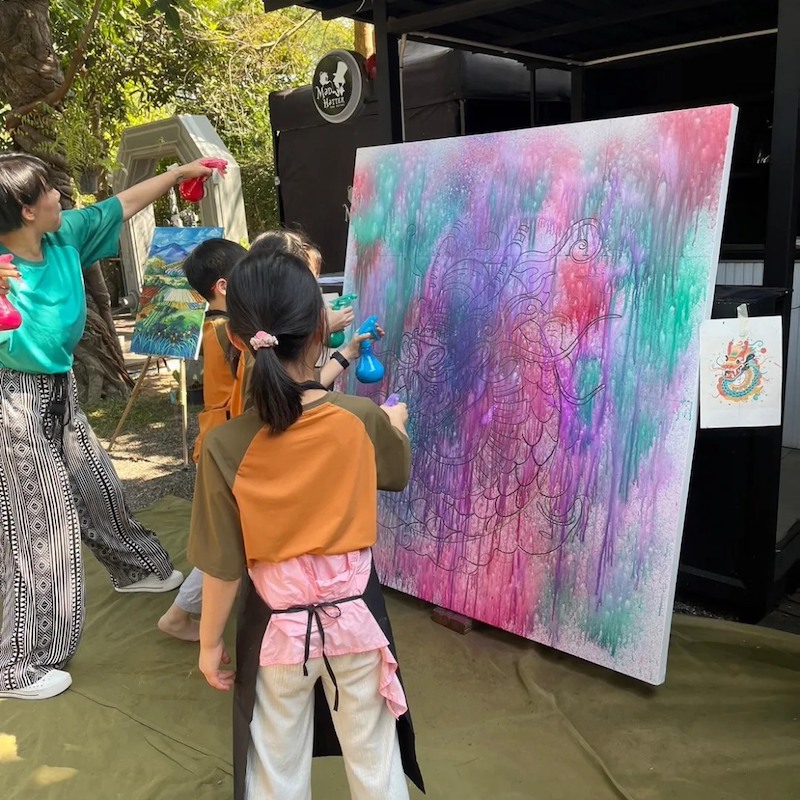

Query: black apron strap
left=271, top=594, right=362, bottom=712
left=233, top=564, right=426, bottom=798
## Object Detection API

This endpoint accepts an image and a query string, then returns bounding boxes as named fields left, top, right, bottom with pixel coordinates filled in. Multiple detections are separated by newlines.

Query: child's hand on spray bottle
left=327, top=305, right=355, bottom=333
left=340, top=322, right=384, bottom=362
left=381, top=393, right=408, bottom=434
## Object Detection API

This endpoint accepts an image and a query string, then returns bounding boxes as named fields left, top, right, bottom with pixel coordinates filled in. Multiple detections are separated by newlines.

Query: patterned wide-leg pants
left=0, top=369, right=174, bottom=690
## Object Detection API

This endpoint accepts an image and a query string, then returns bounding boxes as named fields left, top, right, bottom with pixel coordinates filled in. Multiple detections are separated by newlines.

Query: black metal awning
left=264, top=0, right=799, bottom=293
left=263, top=0, right=779, bottom=67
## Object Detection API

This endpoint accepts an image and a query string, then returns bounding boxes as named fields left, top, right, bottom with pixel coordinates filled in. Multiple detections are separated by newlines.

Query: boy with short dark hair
left=183, top=238, right=248, bottom=462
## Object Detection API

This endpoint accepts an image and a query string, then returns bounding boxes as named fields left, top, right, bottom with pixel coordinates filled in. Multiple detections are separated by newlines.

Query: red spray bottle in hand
left=178, top=158, right=228, bottom=203
left=0, top=254, right=22, bottom=331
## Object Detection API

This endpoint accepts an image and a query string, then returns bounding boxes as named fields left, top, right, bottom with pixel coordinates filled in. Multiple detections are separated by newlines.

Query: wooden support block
left=431, top=607, right=474, bottom=635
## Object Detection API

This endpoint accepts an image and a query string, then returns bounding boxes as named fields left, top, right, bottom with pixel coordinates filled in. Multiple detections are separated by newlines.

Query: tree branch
left=260, top=11, right=317, bottom=53
left=7, top=0, right=105, bottom=129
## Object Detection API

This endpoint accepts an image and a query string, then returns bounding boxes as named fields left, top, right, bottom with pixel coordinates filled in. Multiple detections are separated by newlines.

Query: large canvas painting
left=343, top=106, right=738, bottom=684
left=131, top=227, right=223, bottom=360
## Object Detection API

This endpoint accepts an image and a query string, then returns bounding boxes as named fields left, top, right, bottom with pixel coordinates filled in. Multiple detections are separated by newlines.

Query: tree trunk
left=354, top=22, right=375, bottom=57
left=73, top=298, right=133, bottom=407
left=0, top=0, right=131, bottom=404
left=82, top=261, right=134, bottom=404
left=0, top=1, right=72, bottom=203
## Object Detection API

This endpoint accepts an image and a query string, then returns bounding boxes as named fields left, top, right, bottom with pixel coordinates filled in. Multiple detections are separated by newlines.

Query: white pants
left=175, top=566, right=204, bottom=614
left=245, top=649, right=410, bottom=800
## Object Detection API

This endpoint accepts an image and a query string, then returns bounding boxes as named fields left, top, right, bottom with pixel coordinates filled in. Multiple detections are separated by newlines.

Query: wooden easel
left=107, top=357, right=191, bottom=468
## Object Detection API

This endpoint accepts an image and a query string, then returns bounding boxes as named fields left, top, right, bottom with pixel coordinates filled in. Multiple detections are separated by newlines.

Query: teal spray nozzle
left=328, top=293, right=358, bottom=348
left=355, top=315, right=385, bottom=384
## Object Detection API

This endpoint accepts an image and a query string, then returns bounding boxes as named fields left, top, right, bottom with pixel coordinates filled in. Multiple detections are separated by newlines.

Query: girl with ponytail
left=188, top=249, right=424, bottom=800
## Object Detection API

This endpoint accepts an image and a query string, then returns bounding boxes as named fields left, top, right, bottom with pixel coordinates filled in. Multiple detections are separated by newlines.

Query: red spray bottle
left=0, top=254, right=22, bottom=331
left=178, top=158, right=228, bottom=203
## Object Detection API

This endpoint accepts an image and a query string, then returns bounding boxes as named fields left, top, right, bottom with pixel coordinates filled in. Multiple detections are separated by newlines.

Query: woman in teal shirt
left=0, top=153, right=214, bottom=700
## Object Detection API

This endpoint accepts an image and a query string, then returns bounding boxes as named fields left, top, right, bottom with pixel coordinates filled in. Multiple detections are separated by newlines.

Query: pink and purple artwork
left=343, top=106, right=737, bottom=683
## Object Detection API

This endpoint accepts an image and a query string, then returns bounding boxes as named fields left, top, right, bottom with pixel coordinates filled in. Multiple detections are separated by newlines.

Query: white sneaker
left=0, top=669, right=72, bottom=700
left=115, top=569, right=184, bottom=594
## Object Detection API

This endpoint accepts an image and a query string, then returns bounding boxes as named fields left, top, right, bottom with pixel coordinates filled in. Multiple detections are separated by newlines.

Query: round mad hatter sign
left=312, top=50, right=367, bottom=124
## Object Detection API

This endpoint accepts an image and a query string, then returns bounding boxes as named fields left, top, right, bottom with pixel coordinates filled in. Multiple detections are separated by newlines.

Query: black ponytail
left=249, top=348, right=303, bottom=432
left=226, top=249, right=325, bottom=433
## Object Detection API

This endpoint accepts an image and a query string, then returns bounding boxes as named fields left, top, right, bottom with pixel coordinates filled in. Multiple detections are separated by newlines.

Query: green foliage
left=177, top=1, right=352, bottom=234
left=240, top=162, right=279, bottom=240
left=137, top=0, right=191, bottom=31
left=0, top=105, right=11, bottom=148
left=49, top=0, right=213, bottom=180
left=47, top=0, right=353, bottom=233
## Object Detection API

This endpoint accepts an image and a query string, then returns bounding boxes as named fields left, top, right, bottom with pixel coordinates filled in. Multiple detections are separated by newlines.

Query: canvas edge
left=351, top=104, right=745, bottom=161
left=650, top=103, right=740, bottom=685
left=698, top=317, right=714, bottom=429
left=341, top=148, right=366, bottom=299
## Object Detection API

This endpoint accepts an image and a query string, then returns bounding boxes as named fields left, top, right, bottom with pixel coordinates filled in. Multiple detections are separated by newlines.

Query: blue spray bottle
left=355, top=316, right=385, bottom=384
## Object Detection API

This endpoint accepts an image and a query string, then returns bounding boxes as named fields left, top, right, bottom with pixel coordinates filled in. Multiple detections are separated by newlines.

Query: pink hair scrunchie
left=250, top=331, right=278, bottom=350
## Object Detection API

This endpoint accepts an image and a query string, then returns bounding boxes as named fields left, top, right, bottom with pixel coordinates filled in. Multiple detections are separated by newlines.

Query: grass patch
left=85, top=393, right=179, bottom=440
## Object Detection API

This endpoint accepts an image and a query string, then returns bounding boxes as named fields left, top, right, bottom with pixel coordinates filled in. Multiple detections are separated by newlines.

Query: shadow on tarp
left=2, top=496, right=799, bottom=799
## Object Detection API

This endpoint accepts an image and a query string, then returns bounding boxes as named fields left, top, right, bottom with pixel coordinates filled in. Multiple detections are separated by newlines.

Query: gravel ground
left=86, top=315, right=200, bottom=510
left=90, top=372, right=200, bottom=509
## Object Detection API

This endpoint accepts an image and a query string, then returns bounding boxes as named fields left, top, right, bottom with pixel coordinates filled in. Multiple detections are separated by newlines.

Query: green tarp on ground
left=2, top=496, right=799, bottom=799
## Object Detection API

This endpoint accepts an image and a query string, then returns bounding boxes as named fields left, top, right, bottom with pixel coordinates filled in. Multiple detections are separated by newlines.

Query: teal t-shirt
left=0, top=196, right=123, bottom=375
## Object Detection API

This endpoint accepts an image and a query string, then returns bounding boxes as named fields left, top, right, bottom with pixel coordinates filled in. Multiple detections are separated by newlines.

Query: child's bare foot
left=158, top=604, right=200, bottom=642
